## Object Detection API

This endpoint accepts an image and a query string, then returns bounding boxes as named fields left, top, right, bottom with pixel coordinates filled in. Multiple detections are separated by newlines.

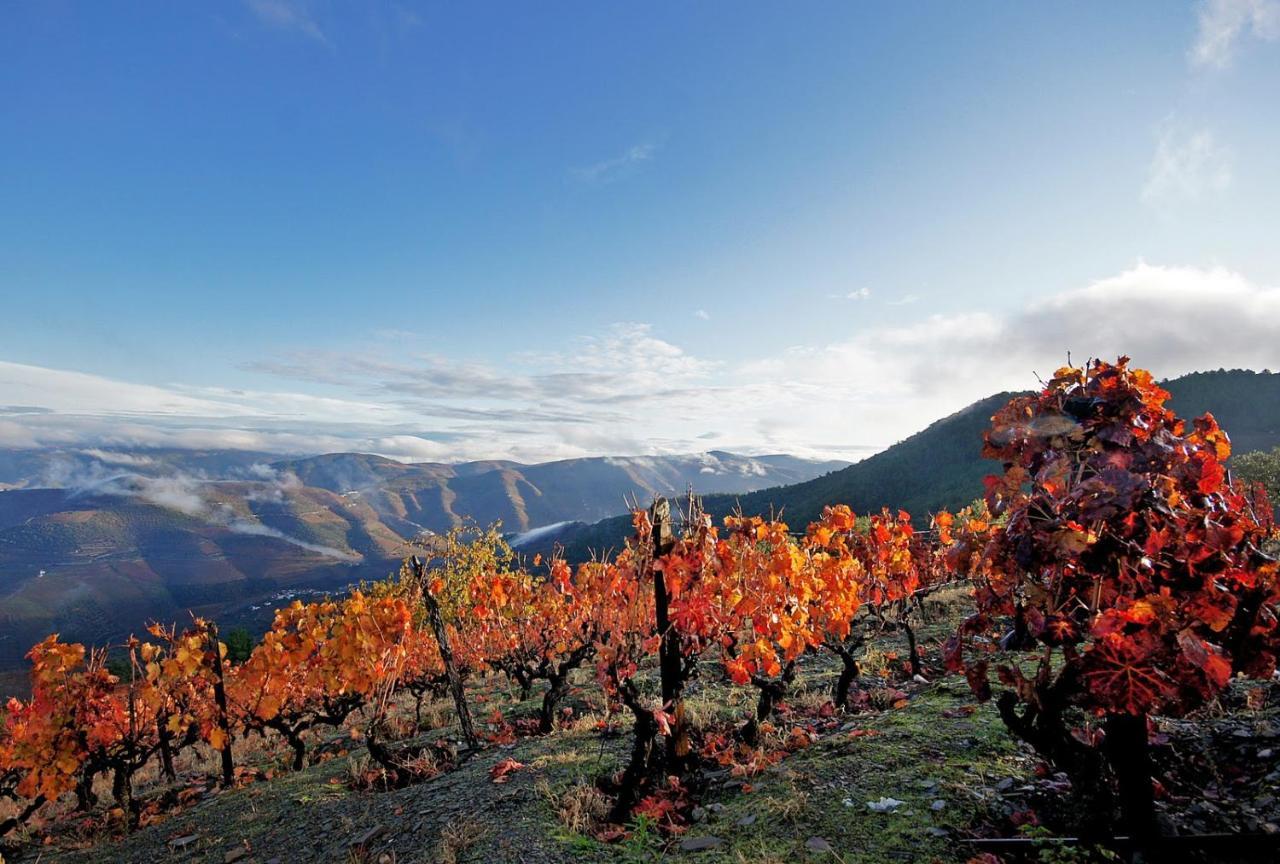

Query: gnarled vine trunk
left=740, top=661, right=797, bottom=746
left=1105, top=711, right=1156, bottom=852
left=609, top=678, right=662, bottom=823
left=829, top=635, right=865, bottom=710
left=206, top=622, right=236, bottom=788
left=413, top=555, right=479, bottom=750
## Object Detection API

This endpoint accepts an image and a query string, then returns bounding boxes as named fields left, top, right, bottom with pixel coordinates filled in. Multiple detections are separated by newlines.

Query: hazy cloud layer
left=47, top=456, right=357, bottom=560
left=572, top=140, right=663, bottom=184
left=1143, top=125, right=1232, bottom=207
left=1192, top=0, right=1280, bottom=67
left=244, top=0, right=328, bottom=44
left=3, top=264, right=1279, bottom=463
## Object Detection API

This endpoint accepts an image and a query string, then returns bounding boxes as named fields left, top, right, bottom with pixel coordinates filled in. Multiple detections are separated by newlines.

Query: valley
left=0, top=450, right=845, bottom=682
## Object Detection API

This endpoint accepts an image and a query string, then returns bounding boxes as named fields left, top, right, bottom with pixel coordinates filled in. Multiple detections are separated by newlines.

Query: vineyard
left=3, top=358, right=1280, bottom=863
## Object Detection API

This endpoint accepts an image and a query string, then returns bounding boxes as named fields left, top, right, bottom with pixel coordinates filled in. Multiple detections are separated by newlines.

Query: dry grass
left=760, top=771, right=810, bottom=824
left=536, top=777, right=610, bottom=836
left=433, top=814, right=486, bottom=864
left=417, top=698, right=451, bottom=731
left=529, top=747, right=590, bottom=770
left=733, top=846, right=790, bottom=864
left=683, top=674, right=753, bottom=729
left=788, top=684, right=831, bottom=714
left=856, top=644, right=892, bottom=679
left=400, top=745, right=443, bottom=778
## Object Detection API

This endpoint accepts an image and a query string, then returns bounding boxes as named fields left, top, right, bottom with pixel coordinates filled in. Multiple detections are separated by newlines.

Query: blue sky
left=2, top=1, right=1280, bottom=462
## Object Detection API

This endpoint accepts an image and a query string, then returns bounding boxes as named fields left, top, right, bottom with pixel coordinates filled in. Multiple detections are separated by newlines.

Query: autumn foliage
left=945, top=357, right=1280, bottom=836
left=0, top=496, right=994, bottom=841
left=3, top=356, right=1278, bottom=848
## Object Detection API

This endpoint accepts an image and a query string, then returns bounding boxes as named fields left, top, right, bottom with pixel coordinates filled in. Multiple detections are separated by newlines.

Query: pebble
left=994, top=778, right=1015, bottom=792
left=224, top=849, right=248, bottom=864
left=736, top=814, right=757, bottom=827
left=679, top=836, right=724, bottom=852
left=690, top=806, right=708, bottom=823
left=931, top=799, right=946, bottom=811
left=805, top=836, right=833, bottom=853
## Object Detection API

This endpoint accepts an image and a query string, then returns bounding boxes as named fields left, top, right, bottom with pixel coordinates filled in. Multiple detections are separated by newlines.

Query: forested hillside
left=543, top=370, right=1280, bottom=562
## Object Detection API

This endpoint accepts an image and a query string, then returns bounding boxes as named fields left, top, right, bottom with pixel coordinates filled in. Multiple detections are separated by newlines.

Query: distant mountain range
left=273, top=451, right=850, bottom=534
left=525, top=369, right=1280, bottom=561
left=0, top=450, right=845, bottom=672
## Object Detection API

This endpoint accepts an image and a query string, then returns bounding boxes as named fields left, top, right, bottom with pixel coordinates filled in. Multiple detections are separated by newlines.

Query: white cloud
left=54, top=466, right=209, bottom=516
left=835, top=288, right=872, bottom=300
left=53, top=457, right=360, bottom=558
left=244, top=0, right=328, bottom=44
left=0, top=361, right=251, bottom=418
left=79, top=448, right=157, bottom=467
left=219, top=511, right=358, bottom=561
left=4, top=265, right=1279, bottom=463
left=572, top=141, right=660, bottom=183
left=136, top=475, right=209, bottom=515
left=728, top=262, right=1280, bottom=455
left=1191, top=0, right=1280, bottom=67
left=695, top=309, right=711, bottom=320
left=1142, top=126, right=1231, bottom=207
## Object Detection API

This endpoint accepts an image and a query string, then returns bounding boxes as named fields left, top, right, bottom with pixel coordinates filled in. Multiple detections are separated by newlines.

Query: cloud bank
left=3, top=264, right=1279, bottom=463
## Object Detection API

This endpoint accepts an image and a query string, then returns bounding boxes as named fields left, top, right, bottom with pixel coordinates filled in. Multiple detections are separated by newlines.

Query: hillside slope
left=1161, top=369, right=1280, bottom=456
left=545, top=370, right=1280, bottom=561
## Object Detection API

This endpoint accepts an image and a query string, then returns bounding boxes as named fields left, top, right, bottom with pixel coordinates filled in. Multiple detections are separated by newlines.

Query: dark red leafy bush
left=946, top=357, right=1280, bottom=838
